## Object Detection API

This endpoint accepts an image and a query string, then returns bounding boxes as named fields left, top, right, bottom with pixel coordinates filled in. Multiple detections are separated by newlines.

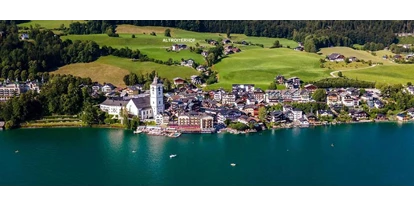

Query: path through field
left=330, top=64, right=378, bottom=77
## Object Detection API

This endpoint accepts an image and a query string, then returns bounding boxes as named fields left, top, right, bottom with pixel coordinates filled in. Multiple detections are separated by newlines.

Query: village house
left=177, top=112, right=214, bottom=129
left=393, top=54, right=403, bottom=61
left=124, top=85, right=142, bottom=95
left=253, top=88, right=265, bottom=102
left=298, top=118, right=309, bottom=127
left=222, top=39, right=231, bottom=44
left=376, top=113, right=387, bottom=121
left=265, top=90, right=282, bottom=105
left=99, top=98, right=129, bottom=117
left=327, top=92, right=340, bottom=106
left=222, top=94, right=236, bottom=105
left=275, top=75, right=286, bottom=84
left=317, top=109, right=334, bottom=117
left=283, top=110, right=294, bottom=122
left=196, top=65, right=207, bottom=72
left=269, top=111, right=285, bottom=123
left=171, top=44, right=187, bottom=51
left=217, top=109, right=243, bottom=124
left=285, top=77, right=301, bottom=89
left=396, top=113, right=410, bottom=121
left=92, top=83, right=102, bottom=92
left=181, top=59, right=194, bottom=67
left=305, top=113, right=318, bottom=124
left=20, top=33, right=29, bottom=40
left=292, top=108, right=303, bottom=121
left=201, top=51, right=208, bottom=58
left=299, top=90, right=311, bottom=103
left=349, top=110, right=369, bottom=121
left=348, top=57, right=358, bottom=62
left=232, top=84, right=255, bottom=93
left=243, top=105, right=258, bottom=117
left=101, top=83, right=116, bottom=93
left=406, top=86, right=414, bottom=95
left=407, top=108, right=414, bottom=118
left=173, top=77, right=186, bottom=85
left=191, top=75, right=202, bottom=85
left=327, top=53, right=345, bottom=62
left=341, top=94, right=359, bottom=107
left=294, top=46, right=304, bottom=51
left=304, top=84, right=318, bottom=93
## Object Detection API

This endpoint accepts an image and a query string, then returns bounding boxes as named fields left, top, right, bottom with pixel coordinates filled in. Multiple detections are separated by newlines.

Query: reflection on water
left=105, top=129, right=125, bottom=153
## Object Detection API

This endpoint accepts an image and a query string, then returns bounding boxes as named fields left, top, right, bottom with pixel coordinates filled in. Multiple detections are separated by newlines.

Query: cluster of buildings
left=96, top=73, right=414, bottom=133
left=0, top=79, right=41, bottom=101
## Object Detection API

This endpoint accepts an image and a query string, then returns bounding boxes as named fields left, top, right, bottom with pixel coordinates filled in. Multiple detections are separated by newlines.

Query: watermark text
left=163, top=38, right=195, bottom=43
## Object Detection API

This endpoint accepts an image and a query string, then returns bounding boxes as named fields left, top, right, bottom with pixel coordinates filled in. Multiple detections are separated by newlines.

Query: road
left=330, top=64, right=378, bottom=77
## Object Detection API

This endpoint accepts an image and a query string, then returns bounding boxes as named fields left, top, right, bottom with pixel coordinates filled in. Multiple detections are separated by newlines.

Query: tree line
left=310, top=77, right=375, bottom=88
left=65, top=20, right=414, bottom=46
left=0, top=74, right=101, bottom=128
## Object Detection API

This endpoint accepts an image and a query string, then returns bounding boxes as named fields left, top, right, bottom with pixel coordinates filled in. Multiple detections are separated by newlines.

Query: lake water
left=1, top=122, right=414, bottom=186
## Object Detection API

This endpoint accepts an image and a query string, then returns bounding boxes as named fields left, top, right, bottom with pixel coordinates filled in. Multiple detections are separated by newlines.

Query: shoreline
left=13, top=119, right=414, bottom=133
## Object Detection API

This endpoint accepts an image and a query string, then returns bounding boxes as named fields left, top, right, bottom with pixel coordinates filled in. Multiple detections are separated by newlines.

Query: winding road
left=330, top=64, right=378, bottom=77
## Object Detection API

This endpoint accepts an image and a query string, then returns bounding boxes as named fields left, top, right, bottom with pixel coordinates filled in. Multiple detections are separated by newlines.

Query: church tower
left=150, top=76, right=164, bottom=116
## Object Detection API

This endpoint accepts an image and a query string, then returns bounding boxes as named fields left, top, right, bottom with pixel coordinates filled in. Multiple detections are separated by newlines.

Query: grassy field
left=115, top=24, right=298, bottom=48
left=323, top=61, right=370, bottom=70
left=207, top=48, right=331, bottom=90
left=52, top=60, right=130, bottom=87
left=397, top=36, right=414, bottom=44
left=342, top=64, right=414, bottom=84
left=18, top=20, right=85, bottom=29
left=53, top=56, right=198, bottom=87
left=61, top=25, right=298, bottom=63
left=320, top=47, right=394, bottom=65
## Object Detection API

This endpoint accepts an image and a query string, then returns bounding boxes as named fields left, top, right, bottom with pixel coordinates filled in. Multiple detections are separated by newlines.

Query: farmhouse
left=222, top=39, right=231, bottom=44
left=275, top=75, right=286, bottom=84
left=201, top=51, right=208, bottom=58
left=348, top=56, right=358, bottom=62
left=304, top=84, right=318, bottom=93
left=181, top=59, right=194, bottom=67
left=101, top=83, right=116, bottom=93
left=173, top=77, right=186, bottom=85
left=171, top=44, right=187, bottom=51
left=20, top=33, right=29, bottom=40
left=328, top=53, right=345, bottom=61
left=191, top=75, right=202, bottom=85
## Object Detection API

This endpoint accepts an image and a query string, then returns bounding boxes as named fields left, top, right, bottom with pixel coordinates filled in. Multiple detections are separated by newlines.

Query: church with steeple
left=120, top=76, right=165, bottom=122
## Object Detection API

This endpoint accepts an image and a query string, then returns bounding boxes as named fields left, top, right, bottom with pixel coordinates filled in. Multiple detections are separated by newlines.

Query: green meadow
left=38, top=23, right=414, bottom=89
left=342, top=64, right=414, bottom=85
left=207, top=48, right=331, bottom=90
left=18, top=20, right=85, bottom=29
left=320, top=47, right=394, bottom=65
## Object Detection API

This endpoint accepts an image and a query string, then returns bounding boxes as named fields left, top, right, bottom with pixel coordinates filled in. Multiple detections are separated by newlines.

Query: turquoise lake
left=1, top=122, right=414, bottom=186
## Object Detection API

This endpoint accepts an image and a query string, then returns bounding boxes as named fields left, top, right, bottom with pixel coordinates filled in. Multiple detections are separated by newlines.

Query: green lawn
left=207, top=48, right=331, bottom=90
left=53, top=56, right=199, bottom=87
left=397, top=36, right=414, bottom=44
left=320, top=47, right=394, bottom=65
left=18, top=20, right=85, bottom=30
left=343, top=64, right=414, bottom=84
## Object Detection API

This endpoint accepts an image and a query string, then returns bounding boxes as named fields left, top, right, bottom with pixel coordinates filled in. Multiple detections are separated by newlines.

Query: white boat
left=15, top=150, right=19, bottom=153
left=230, top=163, right=236, bottom=167
left=133, top=130, right=142, bottom=134
left=170, top=154, right=177, bottom=158
left=331, top=143, right=334, bottom=147
left=132, top=150, right=136, bottom=153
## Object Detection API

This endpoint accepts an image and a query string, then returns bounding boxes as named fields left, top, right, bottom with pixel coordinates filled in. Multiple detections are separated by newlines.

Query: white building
left=128, top=77, right=165, bottom=122
left=126, top=94, right=153, bottom=119
left=99, top=98, right=129, bottom=117
left=292, top=108, right=303, bottom=121
left=150, top=76, right=164, bottom=117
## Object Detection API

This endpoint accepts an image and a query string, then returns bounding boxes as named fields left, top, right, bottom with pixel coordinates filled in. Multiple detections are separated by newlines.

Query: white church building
left=101, top=77, right=165, bottom=123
